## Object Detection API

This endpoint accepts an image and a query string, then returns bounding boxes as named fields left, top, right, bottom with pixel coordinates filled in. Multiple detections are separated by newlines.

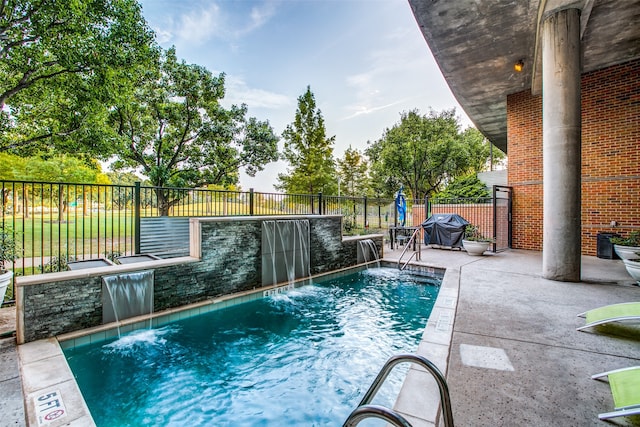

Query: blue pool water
left=63, top=268, right=441, bottom=426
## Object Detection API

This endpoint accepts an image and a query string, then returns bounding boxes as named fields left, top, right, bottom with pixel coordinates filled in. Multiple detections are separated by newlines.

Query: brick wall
left=507, top=58, right=640, bottom=255
left=431, top=204, right=494, bottom=239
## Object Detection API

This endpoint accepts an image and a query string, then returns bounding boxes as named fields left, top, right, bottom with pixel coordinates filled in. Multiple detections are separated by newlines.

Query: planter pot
left=622, top=258, right=640, bottom=285
left=613, top=245, right=640, bottom=260
left=0, top=270, right=13, bottom=303
left=462, top=240, right=490, bottom=256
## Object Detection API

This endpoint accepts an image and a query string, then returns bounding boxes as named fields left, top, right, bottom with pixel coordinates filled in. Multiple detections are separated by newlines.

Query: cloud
left=223, top=76, right=292, bottom=110
left=174, top=4, right=224, bottom=43
left=341, top=98, right=419, bottom=121
left=154, top=1, right=278, bottom=46
left=341, top=24, right=434, bottom=121
left=342, top=69, right=386, bottom=120
left=346, top=72, right=373, bottom=88
left=154, top=28, right=173, bottom=45
left=235, top=2, right=278, bottom=37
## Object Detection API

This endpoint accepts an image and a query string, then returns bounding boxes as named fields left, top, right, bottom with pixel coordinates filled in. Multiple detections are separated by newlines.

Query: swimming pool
left=62, top=267, right=442, bottom=426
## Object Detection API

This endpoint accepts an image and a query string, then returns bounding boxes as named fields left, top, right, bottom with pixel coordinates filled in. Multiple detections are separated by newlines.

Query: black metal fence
left=0, top=179, right=510, bottom=304
left=0, top=181, right=429, bottom=276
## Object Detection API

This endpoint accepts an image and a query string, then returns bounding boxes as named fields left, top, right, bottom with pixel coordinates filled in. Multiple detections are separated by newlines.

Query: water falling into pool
left=262, top=219, right=310, bottom=286
left=102, top=270, right=154, bottom=334
left=357, top=238, right=380, bottom=268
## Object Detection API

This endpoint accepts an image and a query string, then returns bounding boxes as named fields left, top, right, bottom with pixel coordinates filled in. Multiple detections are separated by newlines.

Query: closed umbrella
left=395, top=188, right=406, bottom=227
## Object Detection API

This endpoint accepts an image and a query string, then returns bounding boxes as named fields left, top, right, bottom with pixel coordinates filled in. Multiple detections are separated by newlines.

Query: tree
left=432, top=173, right=490, bottom=201
left=0, top=153, right=27, bottom=180
left=336, top=146, right=369, bottom=197
left=24, top=156, right=103, bottom=184
left=106, top=171, right=147, bottom=186
left=366, top=109, right=464, bottom=199
left=365, top=109, right=502, bottom=198
left=22, top=155, right=107, bottom=221
left=276, top=86, right=336, bottom=195
left=109, top=48, right=279, bottom=215
left=0, top=152, right=27, bottom=214
left=365, top=137, right=402, bottom=198
left=459, top=127, right=505, bottom=174
left=0, top=0, right=156, bottom=154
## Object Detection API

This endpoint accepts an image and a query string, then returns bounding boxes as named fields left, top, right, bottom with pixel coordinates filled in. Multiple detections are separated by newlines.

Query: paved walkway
left=384, top=246, right=640, bottom=426
left=1, top=248, right=639, bottom=426
left=0, top=308, right=23, bottom=426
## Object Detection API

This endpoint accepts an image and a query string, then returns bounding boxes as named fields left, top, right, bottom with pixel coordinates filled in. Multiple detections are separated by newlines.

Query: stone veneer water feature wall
left=15, top=215, right=383, bottom=344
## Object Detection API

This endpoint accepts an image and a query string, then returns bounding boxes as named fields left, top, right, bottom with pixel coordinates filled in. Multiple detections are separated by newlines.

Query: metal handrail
left=397, top=227, right=422, bottom=269
left=345, top=353, right=454, bottom=427
left=400, top=251, right=418, bottom=271
left=343, top=404, right=413, bottom=427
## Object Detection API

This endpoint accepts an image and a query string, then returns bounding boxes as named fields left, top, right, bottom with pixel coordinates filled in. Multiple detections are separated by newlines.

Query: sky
left=137, top=0, right=472, bottom=192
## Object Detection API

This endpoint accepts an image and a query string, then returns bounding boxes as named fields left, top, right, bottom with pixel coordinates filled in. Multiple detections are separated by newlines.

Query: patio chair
left=576, top=302, right=640, bottom=331
left=591, top=366, right=640, bottom=420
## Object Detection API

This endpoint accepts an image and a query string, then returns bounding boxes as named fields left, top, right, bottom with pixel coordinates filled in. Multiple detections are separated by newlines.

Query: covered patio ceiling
left=409, top=0, right=640, bottom=153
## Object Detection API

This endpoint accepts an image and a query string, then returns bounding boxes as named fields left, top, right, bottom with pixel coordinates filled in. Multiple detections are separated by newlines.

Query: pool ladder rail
left=343, top=354, right=454, bottom=427
left=397, top=228, right=422, bottom=270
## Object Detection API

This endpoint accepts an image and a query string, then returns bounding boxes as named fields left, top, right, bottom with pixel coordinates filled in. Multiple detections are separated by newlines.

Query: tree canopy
left=0, top=152, right=105, bottom=183
left=366, top=109, right=462, bottom=199
left=432, top=173, right=490, bottom=201
left=336, top=146, right=369, bottom=197
left=366, top=109, right=500, bottom=199
left=276, top=86, right=336, bottom=195
left=0, top=0, right=156, bottom=155
left=109, top=47, right=279, bottom=214
left=459, top=127, right=505, bottom=174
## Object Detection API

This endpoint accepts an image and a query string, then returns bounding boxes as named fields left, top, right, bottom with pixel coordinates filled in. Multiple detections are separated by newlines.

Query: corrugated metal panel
left=140, top=217, right=190, bottom=258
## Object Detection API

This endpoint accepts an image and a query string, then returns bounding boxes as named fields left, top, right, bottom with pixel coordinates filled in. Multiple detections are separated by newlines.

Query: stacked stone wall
left=155, top=220, right=263, bottom=311
left=19, top=216, right=383, bottom=342
left=22, top=277, right=103, bottom=342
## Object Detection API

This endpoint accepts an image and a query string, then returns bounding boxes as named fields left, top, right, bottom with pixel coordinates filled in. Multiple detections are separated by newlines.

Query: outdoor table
left=389, top=226, right=420, bottom=250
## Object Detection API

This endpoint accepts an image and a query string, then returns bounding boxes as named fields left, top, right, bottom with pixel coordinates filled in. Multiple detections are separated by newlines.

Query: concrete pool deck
left=1, top=248, right=639, bottom=426
left=386, top=247, right=640, bottom=427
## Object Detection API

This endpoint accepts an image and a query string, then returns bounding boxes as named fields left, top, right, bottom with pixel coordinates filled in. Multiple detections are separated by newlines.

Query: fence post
left=492, top=185, right=497, bottom=253
left=317, top=192, right=323, bottom=215
left=394, top=199, right=398, bottom=227
left=249, top=188, right=254, bottom=216
left=134, top=181, right=141, bottom=254
left=425, top=195, right=431, bottom=219
left=363, top=196, right=368, bottom=229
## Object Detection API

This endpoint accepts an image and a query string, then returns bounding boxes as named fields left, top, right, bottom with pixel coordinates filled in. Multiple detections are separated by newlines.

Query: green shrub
left=42, top=254, right=76, bottom=273
left=0, top=226, right=19, bottom=273
left=463, top=224, right=493, bottom=242
left=610, top=231, right=640, bottom=247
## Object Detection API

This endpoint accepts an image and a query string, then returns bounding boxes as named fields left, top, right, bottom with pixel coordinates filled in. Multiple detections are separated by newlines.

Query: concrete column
left=541, top=8, right=582, bottom=281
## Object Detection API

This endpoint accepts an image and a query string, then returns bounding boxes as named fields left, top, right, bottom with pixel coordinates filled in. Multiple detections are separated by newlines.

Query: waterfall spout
left=262, top=220, right=310, bottom=286
left=102, top=270, right=155, bottom=333
left=358, top=239, right=380, bottom=268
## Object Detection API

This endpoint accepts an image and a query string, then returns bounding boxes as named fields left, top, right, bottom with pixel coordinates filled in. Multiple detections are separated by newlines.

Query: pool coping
left=17, top=261, right=454, bottom=427
left=392, top=259, right=459, bottom=427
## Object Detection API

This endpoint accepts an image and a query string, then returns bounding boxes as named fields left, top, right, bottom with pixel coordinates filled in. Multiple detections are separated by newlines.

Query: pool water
left=63, top=268, right=441, bottom=426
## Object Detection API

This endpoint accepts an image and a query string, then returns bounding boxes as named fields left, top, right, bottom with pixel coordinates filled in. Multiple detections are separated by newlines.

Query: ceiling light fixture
left=514, top=59, right=524, bottom=72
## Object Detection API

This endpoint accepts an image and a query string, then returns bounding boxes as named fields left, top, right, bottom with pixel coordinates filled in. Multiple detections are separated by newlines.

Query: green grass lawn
left=4, top=201, right=289, bottom=261
left=9, top=211, right=135, bottom=258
